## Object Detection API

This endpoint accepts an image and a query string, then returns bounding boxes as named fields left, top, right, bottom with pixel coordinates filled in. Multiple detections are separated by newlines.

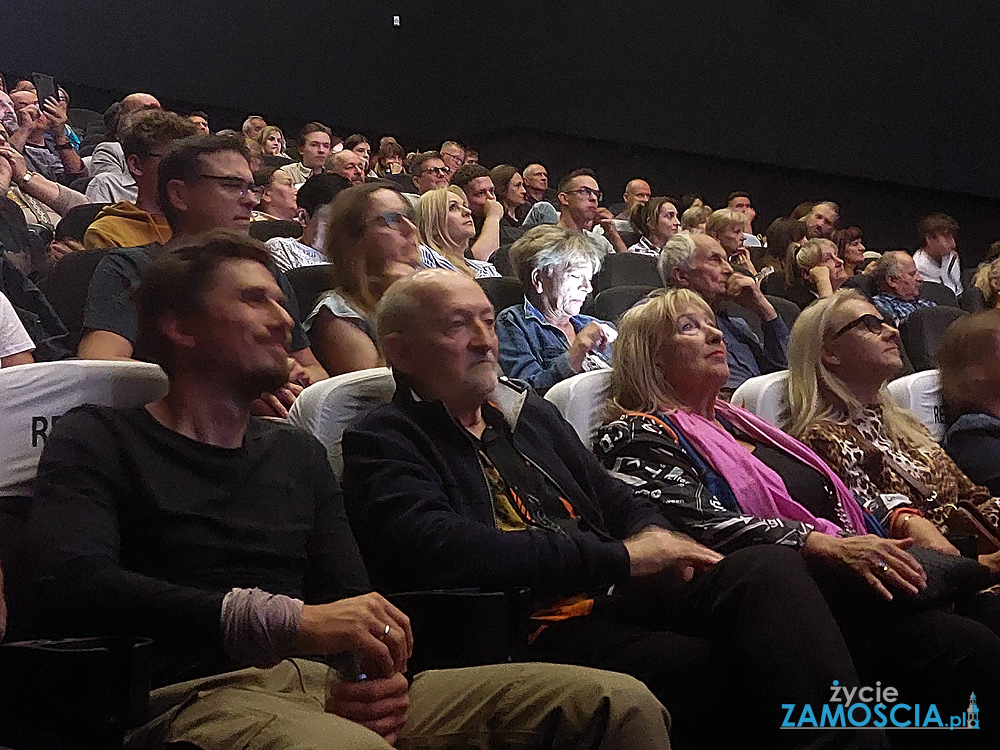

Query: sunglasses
left=830, top=313, right=890, bottom=340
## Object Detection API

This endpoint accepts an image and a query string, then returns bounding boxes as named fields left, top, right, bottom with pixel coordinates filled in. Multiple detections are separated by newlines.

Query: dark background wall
left=3, top=1, right=999, bottom=261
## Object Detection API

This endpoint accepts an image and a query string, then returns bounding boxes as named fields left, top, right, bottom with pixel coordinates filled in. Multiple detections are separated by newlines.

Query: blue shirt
left=496, top=298, right=613, bottom=392
left=716, top=310, right=789, bottom=391
left=871, top=293, right=936, bottom=328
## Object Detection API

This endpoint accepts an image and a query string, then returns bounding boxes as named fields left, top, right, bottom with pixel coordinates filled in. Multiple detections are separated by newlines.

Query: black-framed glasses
left=565, top=187, right=603, bottom=202
left=421, top=166, right=451, bottom=176
left=369, top=209, right=414, bottom=229
left=830, top=313, right=890, bottom=340
left=198, top=174, right=265, bottom=202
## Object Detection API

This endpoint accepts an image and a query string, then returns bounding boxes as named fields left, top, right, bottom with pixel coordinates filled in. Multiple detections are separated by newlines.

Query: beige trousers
left=125, top=660, right=670, bottom=750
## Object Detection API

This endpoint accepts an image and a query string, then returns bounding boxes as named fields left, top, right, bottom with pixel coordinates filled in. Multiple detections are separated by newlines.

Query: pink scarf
left=666, top=400, right=867, bottom=536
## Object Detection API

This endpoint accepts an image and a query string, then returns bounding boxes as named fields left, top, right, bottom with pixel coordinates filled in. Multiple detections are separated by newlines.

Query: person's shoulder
left=495, top=302, right=527, bottom=324
left=48, top=404, right=146, bottom=443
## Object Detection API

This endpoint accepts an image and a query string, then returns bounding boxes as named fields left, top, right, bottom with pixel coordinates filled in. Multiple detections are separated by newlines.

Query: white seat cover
left=287, top=368, right=396, bottom=480
left=887, top=370, right=945, bottom=441
left=543, top=370, right=613, bottom=449
left=0, top=360, right=168, bottom=497
left=730, top=370, right=790, bottom=428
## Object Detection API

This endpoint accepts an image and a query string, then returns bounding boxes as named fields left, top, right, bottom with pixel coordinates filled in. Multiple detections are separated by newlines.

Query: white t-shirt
left=0, top=292, right=35, bottom=364
left=266, top=237, right=329, bottom=273
left=913, top=249, right=963, bottom=295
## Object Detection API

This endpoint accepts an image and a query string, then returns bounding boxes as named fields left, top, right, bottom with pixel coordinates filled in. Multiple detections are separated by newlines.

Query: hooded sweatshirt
left=83, top=201, right=172, bottom=250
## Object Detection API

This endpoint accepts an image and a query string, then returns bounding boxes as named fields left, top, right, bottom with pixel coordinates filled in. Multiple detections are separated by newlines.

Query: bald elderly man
left=516, top=163, right=559, bottom=221
left=326, top=149, right=367, bottom=187
left=342, top=269, right=884, bottom=750
left=89, top=92, right=162, bottom=178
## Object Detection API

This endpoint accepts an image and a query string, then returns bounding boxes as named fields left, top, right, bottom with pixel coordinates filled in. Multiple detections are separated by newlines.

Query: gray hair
left=509, top=225, right=605, bottom=289
left=869, top=250, right=910, bottom=293
left=704, top=208, right=745, bottom=238
left=658, top=231, right=698, bottom=287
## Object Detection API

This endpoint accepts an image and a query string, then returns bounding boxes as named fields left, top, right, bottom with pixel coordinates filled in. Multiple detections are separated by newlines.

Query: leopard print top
left=800, top=407, right=1000, bottom=533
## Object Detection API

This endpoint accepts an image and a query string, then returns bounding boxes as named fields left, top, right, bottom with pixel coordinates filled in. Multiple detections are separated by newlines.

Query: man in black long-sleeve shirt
left=29, top=229, right=671, bottom=749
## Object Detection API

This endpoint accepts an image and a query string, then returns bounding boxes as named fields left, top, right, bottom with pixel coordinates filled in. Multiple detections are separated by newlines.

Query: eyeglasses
left=564, top=187, right=603, bottom=202
left=421, top=166, right=451, bottom=177
left=198, top=174, right=265, bottom=202
left=830, top=313, right=890, bottom=340
left=369, top=209, right=414, bottom=229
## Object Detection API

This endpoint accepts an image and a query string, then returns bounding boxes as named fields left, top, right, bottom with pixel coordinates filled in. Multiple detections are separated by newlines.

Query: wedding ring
left=378, top=623, right=391, bottom=640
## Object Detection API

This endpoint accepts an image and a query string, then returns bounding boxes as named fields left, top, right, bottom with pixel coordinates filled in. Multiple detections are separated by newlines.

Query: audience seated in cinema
left=451, top=163, right=504, bottom=261
left=496, top=225, right=613, bottom=391
left=29, top=233, right=669, bottom=750
left=801, top=200, right=839, bottom=239
left=372, top=140, right=405, bottom=177
left=595, top=286, right=1000, bottom=740
left=726, top=191, right=760, bottom=248
left=760, top=217, right=805, bottom=277
left=326, top=148, right=367, bottom=187
left=280, top=122, right=332, bottom=186
left=84, top=109, right=198, bottom=249
left=0, top=289, right=35, bottom=366
left=265, top=173, right=346, bottom=272
left=438, top=140, right=466, bottom=174
left=89, top=93, right=161, bottom=178
left=679, top=203, right=710, bottom=233
left=255, top=125, right=291, bottom=167
left=242, top=114, right=266, bottom=147
left=705, top=208, right=757, bottom=276
left=414, top=187, right=500, bottom=278
left=516, top=162, right=559, bottom=221
left=973, top=255, right=1000, bottom=309
left=834, top=226, right=867, bottom=276
left=939, top=310, right=1000, bottom=497
left=343, top=269, right=898, bottom=749
left=781, top=237, right=848, bottom=310
left=488, top=164, right=527, bottom=241
left=914, top=212, right=963, bottom=295
left=304, top=182, right=420, bottom=376
left=870, top=250, right=937, bottom=327
left=614, top=178, right=651, bottom=221
left=185, top=110, right=210, bottom=135
left=556, top=168, right=626, bottom=253
left=408, top=151, right=450, bottom=196
left=659, top=231, right=788, bottom=392
left=251, top=166, right=299, bottom=222
left=78, top=134, right=327, bottom=414
left=627, top=196, right=680, bottom=256
left=344, top=133, right=371, bottom=172
left=787, top=289, right=1000, bottom=541
left=9, top=88, right=86, bottom=186
left=0, top=120, right=86, bottom=228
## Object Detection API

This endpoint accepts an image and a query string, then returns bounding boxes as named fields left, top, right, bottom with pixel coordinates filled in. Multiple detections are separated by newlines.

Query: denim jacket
left=495, top=297, right=613, bottom=392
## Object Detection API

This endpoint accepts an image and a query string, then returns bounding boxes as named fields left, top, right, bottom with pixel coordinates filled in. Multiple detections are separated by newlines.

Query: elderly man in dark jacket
left=343, top=269, right=888, bottom=750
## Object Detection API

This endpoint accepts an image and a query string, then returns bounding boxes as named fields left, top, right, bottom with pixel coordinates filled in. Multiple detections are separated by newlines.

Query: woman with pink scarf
left=594, top=288, right=1000, bottom=726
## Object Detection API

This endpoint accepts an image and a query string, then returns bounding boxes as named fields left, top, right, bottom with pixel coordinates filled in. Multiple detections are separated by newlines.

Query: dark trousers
left=529, top=545, right=888, bottom=750
left=818, top=576, right=1000, bottom=750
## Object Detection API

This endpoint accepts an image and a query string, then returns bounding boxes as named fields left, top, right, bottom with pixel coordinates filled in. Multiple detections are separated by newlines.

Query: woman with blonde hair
left=786, top=288, right=1000, bottom=544
left=973, top=255, right=1000, bottom=309
left=414, top=186, right=499, bottom=279
left=777, top=237, right=848, bottom=309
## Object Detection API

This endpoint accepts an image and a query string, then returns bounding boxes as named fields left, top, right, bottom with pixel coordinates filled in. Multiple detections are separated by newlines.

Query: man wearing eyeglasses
left=870, top=251, right=937, bottom=328
left=409, top=151, right=451, bottom=195
left=556, top=169, right=626, bottom=254
left=78, top=134, right=328, bottom=414
left=83, top=110, right=198, bottom=249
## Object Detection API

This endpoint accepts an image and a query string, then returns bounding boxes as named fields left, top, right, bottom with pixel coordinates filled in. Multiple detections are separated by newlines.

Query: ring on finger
left=876, top=559, right=890, bottom=573
left=377, top=623, right=391, bottom=640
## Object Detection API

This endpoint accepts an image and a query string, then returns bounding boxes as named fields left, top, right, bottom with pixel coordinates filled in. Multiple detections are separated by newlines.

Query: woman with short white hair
left=495, top=225, right=614, bottom=392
